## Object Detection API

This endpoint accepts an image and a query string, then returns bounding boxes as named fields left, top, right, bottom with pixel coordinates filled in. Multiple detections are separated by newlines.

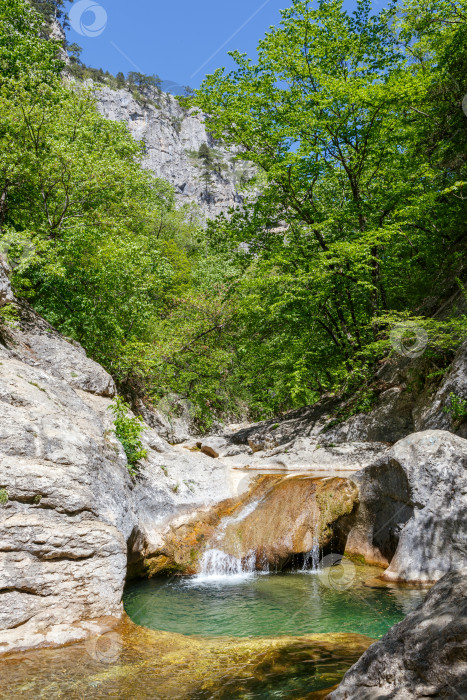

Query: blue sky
left=65, top=0, right=382, bottom=91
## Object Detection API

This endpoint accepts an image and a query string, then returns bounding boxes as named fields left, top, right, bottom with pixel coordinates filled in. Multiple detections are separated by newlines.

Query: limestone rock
left=0, top=354, right=134, bottom=654
left=2, top=303, right=116, bottom=397
left=0, top=312, right=232, bottom=654
left=324, top=344, right=467, bottom=445
left=0, top=255, right=13, bottom=307
left=221, top=476, right=358, bottom=568
left=345, top=430, right=467, bottom=581
left=416, top=341, right=467, bottom=438
left=138, top=397, right=195, bottom=444
left=328, top=568, right=467, bottom=700
left=96, top=86, right=255, bottom=221
left=76, top=392, right=232, bottom=573
left=324, top=386, right=416, bottom=445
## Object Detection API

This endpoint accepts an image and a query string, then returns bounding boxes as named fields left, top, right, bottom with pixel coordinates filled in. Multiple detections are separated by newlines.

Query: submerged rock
left=1, top=613, right=374, bottom=699
left=328, top=568, right=467, bottom=699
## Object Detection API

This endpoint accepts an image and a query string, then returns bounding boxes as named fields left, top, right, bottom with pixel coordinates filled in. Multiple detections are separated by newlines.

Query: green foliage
left=443, top=392, right=467, bottom=423
left=0, top=0, right=466, bottom=429
left=29, top=0, right=67, bottom=24
left=0, top=304, right=19, bottom=327
left=193, top=0, right=467, bottom=416
left=67, top=59, right=163, bottom=108
left=0, top=488, right=8, bottom=505
left=0, top=0, right=62, bottom=85
left=110, top=398, right=147, bottom=476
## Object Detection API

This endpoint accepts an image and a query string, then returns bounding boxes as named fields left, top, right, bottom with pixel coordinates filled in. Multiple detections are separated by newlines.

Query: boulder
left=328, top=568, right=467, bottom=699
left=201, top=445, right=219, bottom=459
left=345, top=430, right=467, bottom=581
left=0, top=322, right=232, bottom=654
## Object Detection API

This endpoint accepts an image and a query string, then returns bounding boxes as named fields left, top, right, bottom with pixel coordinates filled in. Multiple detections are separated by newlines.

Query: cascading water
left=197, top=549, right=257, bottom=579
left=195, top=499, right=262, bottom=580
left=194, top=476, right=328, bottom=580
left=302, top=521, right=321, bottom=572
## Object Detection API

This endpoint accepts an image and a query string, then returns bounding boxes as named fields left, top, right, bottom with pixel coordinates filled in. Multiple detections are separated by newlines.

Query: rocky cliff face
left=0, top=261, right=232, bottom=653
left=95, top=86, right=254, bottom=221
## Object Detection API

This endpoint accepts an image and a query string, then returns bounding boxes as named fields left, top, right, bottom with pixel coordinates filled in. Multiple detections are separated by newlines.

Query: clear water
left=124, top=564, right=427, bottom=639
left=2, top=566, right=428, bottom=699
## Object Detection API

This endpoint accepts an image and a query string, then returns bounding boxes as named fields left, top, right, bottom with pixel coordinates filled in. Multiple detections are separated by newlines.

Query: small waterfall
left=194, top=498, right=263, bottom=581
left=193, top=477, right=330, bottom=581
left=302, top=522, right=321, bottom=573
left=196, top=548, right=256, bottom=580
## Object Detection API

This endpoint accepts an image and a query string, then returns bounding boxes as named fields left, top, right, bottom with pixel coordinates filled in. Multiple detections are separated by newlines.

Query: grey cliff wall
left=95, top=86, right=253, bottom=221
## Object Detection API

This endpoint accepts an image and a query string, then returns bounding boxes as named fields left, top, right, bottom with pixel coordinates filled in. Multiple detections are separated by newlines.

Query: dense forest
left=0, top=0, right=466, bottom=429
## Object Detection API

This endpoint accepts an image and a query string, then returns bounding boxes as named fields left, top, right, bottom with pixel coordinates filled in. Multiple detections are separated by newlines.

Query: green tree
left=116, top=71, right=126, bottom=89
left=194, top=0, right=466, bottom=411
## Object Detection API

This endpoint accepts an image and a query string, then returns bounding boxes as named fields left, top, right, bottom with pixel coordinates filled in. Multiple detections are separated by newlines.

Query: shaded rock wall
left=227, top=340, right=467, bottom=462
left=328, top=568, right=467, bottom=699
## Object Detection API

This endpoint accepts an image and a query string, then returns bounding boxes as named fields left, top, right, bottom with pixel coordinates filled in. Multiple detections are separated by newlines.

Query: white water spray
left=196, top=548, right=256, bottom=580
left=194, top=498, right=262, bottom=580
left=302, top=521, right=321, bottom=573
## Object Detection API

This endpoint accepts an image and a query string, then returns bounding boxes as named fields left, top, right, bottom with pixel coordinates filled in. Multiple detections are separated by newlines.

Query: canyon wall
left=96, top=86, right=254, bottom=221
